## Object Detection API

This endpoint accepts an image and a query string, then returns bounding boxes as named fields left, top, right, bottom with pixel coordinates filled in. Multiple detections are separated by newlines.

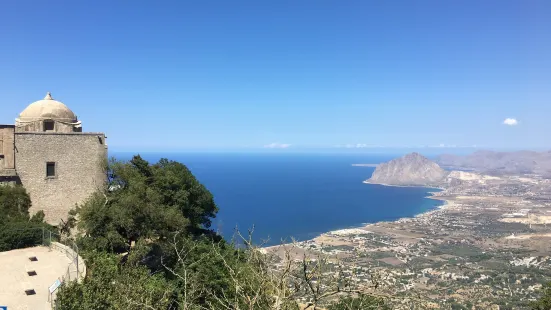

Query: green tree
left=56, top=252, right=175, bottom=310
left=0, top=185, right=51, bottom=251
left=531, top=282, right=551, bottom=310
left=0, top=185, right=32, bottom=220
left=75, top=155, right=218, bottom=254
left=58, top=155, right=304, bottom=309
left=59, top=155, right=391, bottom=309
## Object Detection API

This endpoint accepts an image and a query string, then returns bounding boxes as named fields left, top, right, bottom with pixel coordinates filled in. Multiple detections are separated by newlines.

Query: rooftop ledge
left=0, top=169, right=18, bottom=177
left=15, top=132, right=105, bottom=136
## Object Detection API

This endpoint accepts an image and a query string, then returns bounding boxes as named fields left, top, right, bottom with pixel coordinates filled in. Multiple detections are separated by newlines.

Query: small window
left=46, top=162, right=56, bottom=177
left=43, top=120, right=54, bottom=131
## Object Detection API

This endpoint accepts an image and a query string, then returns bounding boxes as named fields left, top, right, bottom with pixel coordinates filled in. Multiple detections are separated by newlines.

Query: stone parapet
left=50, top=242, right=86, bottom=283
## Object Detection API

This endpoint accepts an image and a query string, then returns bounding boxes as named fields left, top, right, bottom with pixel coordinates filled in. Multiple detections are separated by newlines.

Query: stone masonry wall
left=0, top=125, right=15, bottom=170
left=15, top=132, right=107, bottom=225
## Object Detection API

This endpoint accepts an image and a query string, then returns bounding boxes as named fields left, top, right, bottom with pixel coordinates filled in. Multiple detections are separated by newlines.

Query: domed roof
left=18, top=92, right=77, bottom=122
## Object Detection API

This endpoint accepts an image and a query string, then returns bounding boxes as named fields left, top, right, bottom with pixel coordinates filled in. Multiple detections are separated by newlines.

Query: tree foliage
left=58, top=156, right=305, bottom=309
left=532, top=282, right=551, bottom=310
left=56, top=155, right=399, bottom=309
left=0, top=185, right=51, bottom=251
left=75, top=155, right=218, bottom=253
left=0, top=184, right=32, bottom=220
left=56, top=251, right=175, bottom=310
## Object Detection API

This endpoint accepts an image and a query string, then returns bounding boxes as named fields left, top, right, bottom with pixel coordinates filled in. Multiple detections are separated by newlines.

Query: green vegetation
left=56, top=252, right=174, bottom=309
left=323, top=245, right=355, bottom=252
left=0, top=184, right=32, bottom=219
left=0, top=185, right=52, bottom=251
left=531, top=282, right=551, bottom=310
left=55, top=155, right=399, bottom=309
left=432, top=244, right=484, bottom=257
left=75, top=155, right=218, bottom=254
left=327, top=294, right=390, bottom=310
left=57, top=156, right=305, bottom=309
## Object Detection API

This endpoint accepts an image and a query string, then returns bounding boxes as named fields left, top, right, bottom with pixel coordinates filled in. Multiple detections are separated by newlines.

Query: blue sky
left=1, top=1, right=550, bottom=151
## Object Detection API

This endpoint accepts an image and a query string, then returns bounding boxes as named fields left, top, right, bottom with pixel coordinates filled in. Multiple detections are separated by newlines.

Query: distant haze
left=436, top=150, right=551, bottom=177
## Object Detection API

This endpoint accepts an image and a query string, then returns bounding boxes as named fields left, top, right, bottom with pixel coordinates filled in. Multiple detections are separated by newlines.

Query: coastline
left=362, top=180, right=445, bottom=190
left=264, top=182, right=450, bottom=249
left=351, top=164, right=379, bottom=167
left=324, top=183, right=450, bottom=237
left=265, top=168, right=551, bottom=304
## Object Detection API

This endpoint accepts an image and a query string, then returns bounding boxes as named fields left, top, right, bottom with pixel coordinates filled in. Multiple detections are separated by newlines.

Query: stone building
left=0, top=92, right=107, bottom=225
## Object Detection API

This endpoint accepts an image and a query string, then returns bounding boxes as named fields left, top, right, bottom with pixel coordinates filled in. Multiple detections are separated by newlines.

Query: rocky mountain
left=436, top=150, right=551, bottom=177
left=366, top=152, right=449, bottom=186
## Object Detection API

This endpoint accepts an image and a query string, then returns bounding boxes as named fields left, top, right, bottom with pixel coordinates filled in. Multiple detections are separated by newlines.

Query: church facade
left=0, top=93, right=107, bottom=225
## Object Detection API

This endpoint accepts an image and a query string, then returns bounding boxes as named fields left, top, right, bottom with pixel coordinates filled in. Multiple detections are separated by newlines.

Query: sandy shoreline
left=362, top=180, right=445, bottom=190
left=265, top=172, right=551, bottom=305
left=351, top=164, right=379, bottom=167
left=264, top=182, right=451, bottom=249
left=355, top=184, right=451, bottom=232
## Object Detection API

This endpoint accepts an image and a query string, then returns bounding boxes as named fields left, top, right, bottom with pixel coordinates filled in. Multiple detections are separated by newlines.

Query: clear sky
left=1, top=0, right=550, bottom=151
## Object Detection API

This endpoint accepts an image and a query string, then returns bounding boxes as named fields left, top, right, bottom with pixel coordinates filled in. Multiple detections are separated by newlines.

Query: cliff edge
left=365, top=152, right=448, bottom=186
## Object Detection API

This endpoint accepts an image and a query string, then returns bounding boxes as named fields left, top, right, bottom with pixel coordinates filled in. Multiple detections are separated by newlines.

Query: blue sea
left=114, top=153, right=443, bottom=245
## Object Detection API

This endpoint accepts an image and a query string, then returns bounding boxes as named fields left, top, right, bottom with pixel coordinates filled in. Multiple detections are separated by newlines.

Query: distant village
left=268, top=154, right=551, bottom=309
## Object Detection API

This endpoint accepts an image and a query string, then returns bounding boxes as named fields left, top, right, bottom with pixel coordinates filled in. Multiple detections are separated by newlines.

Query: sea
left=113, top=152, right=444, bottom=246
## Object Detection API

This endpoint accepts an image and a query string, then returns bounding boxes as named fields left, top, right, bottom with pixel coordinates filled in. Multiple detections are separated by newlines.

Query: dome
left=18, top=92, right=77, bottom=122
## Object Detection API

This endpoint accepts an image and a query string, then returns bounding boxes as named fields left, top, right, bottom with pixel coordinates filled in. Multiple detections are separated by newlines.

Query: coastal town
left=267, top=154, right=551, bottom=309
